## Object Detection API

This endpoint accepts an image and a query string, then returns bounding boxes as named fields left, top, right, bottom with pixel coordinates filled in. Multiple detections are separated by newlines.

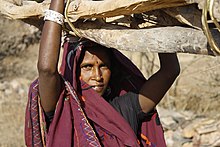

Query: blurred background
left=0, top=14, right=220, bottom=146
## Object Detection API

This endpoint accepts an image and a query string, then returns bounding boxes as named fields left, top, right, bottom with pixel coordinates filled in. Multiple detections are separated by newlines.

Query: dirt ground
left=0, top=16, right=39, bottom=146
left=0, top=15, right=219, bottom=146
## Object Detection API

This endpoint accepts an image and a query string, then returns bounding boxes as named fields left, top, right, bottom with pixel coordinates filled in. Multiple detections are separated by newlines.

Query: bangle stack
left=44, top=9, right=64, bottom=26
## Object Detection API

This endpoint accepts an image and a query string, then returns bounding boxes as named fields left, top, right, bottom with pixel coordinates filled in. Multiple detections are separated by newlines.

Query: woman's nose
left=93, top=68, right=102, bottom=81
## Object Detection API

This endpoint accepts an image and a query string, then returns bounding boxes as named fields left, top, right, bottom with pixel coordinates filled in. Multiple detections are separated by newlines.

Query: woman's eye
left=100, top=64, right=109, bottom=69
left=81, top=65, right=92, bottom=70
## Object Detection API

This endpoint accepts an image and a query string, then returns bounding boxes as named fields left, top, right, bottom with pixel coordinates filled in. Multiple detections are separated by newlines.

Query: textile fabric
left=25, top=37, right=166, bottom=147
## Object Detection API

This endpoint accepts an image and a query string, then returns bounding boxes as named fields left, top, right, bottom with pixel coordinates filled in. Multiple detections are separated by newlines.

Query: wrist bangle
left=44, top=9, right=64, bottom=26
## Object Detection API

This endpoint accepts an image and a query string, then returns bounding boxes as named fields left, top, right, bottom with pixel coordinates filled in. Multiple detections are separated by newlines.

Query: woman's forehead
left=82, top=48, right=111, bottom=63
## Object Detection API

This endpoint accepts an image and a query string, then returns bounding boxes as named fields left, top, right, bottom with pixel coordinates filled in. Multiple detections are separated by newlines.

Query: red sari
left=25, top=37, right=166, bottom=147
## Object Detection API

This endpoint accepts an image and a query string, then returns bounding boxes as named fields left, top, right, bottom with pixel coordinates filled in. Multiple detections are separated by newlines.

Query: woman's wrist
left=44, top=0, right=65, bottom=25
left=44, top=10, right=64, bottom=26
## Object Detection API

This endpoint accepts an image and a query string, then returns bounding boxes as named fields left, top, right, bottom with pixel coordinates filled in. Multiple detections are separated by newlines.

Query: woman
left=25, top=0, right=180, bottom=146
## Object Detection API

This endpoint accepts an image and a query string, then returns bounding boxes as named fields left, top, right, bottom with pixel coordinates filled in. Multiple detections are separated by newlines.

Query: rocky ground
left=0, top=15, right=220, bottom=147
left=0, top=15, right=40, bottom=146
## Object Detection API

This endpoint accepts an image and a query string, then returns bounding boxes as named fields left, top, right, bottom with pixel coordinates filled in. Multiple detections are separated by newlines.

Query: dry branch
left=73, top=21, right=219, bottom=55
left=1, top=0, right=220, bottom=21
left=0, top=0, right=220, bottom=56
left=163, top=5, right=203, bottom=29
left=0, top=0, right=49, bottom=19
left=67, top=0, right=189, bottom=22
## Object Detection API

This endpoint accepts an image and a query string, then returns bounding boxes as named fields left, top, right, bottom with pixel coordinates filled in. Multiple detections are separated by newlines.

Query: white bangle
left=44, top=9, right=64, bottom=26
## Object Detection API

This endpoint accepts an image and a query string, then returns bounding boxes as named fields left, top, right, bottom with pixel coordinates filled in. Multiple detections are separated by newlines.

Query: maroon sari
left=25, top=37, right=166, bottom=147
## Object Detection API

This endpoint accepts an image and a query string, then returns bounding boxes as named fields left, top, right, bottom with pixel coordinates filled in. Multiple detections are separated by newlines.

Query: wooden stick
left=67, top=0, right=189, bottom=22
left=74, top=21, right=219, bottom=56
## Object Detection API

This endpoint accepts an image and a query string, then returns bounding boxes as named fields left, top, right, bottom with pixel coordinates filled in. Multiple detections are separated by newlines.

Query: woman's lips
left=92, top=85, right=104, bottom=92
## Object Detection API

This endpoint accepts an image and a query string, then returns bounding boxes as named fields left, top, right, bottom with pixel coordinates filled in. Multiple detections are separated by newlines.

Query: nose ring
left=95, top=75, right=102, bottom=80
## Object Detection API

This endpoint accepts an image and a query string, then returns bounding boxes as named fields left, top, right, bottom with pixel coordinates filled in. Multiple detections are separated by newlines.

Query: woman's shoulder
left=109, top=92, right=139, bottom=110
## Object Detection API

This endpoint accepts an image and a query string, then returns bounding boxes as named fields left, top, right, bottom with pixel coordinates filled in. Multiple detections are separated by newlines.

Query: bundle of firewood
left=1, top=0, right=220, bottom=55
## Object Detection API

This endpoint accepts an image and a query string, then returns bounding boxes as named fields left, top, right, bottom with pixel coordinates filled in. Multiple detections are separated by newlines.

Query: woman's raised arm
left=37, top=0, right=65, bottom=112
left=138, top=53, right=180, bottom=113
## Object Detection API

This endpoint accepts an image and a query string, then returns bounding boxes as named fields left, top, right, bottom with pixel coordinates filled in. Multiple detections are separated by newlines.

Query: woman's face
left=80, top=48, right=111, bottom=96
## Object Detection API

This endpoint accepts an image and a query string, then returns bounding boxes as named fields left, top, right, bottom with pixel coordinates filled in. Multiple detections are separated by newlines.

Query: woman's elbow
left=37, top=61, right=57, bottom=76
left=172, top=64, right=180, bottom=77
left=161, top=64, right=180, bottom=80
left=168, top=64, right=180, bottom=80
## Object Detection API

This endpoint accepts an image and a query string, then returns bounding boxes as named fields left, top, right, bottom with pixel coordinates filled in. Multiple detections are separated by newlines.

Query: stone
left=182, top=125, right=196, bottom=139
left=18, top=88, right=25, bottom=96
left=196, top=120, right=217, bottom=134
left=5, top=89, right=12, bottom=95
left=173, top=129, right=192, bottom=145
left=160, top=116, right=178, bottom=130
left=10, top=79, right=19, bottom=90
left=192, top=134, right=201, bottom=147
left=179, top=111, right=195, bottom=121
left=213, top=139, right=220, bottom=147
left=0, top=81, right=9, bottom=91
left=200, top=132, right=220, bottom=146
left=182, top=118, right=206, bottom=138
left=182, top=142, right=193, bottom=147
left=164, top=130, right=175, bottom=147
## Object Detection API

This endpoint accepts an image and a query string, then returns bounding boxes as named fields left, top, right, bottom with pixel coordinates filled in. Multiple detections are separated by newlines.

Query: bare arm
left=37, top=0, right=65, bottom=112
left=139, top=53, right=180, bottom=113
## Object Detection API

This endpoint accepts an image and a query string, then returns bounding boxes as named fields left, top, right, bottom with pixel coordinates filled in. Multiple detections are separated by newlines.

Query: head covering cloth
left=25, top=36, right=166, bottom=147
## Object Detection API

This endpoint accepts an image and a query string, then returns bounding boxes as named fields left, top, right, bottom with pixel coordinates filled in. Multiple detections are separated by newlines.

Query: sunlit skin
left=80, top=48, right=111, bottom=96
